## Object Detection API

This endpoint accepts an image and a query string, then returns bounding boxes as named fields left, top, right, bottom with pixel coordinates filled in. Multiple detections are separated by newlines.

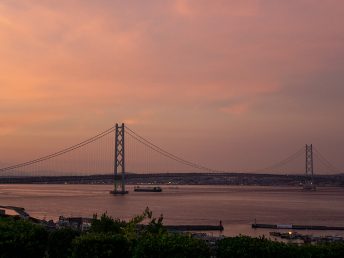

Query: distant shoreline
left=0, top=172, right=343, bottom=187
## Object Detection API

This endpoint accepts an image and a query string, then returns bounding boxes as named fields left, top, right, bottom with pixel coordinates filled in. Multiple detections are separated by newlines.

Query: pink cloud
left=220, top=103, right=250, bottom=115
left=0, top=1, right=344, bottom=170
left=174, top=0, right=260, bottom=18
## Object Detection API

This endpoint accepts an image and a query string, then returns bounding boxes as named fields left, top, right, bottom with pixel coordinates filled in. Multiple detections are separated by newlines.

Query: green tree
left=0, top=217, right=48, bottom=258
left=300, top=242, right=344, bottom=258
left=71, top=233, right=131, bottom=258
left=217, top=236, right=297, bottom=258
left=133, top=233, right=210, bottom=258
left=90, top=213, right=126, bottom=234
left=121, top=207, right=164, bottom=241
left=47, top=227, right=80, bottom=258
left=217, top=236, right=344, bottom=258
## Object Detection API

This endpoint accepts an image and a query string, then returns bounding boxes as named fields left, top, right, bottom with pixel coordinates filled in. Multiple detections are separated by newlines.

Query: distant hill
left=1, top=173, right=343, bottom=187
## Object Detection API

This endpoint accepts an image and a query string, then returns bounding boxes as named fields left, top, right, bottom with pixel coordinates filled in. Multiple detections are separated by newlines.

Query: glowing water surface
left=1, top=184, right=343, bottom=237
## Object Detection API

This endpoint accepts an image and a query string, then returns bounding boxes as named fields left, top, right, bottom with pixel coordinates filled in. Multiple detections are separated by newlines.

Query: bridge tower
left=110, top=123, right=128, bottom=195
left=303, top=144, right=316, bottom=191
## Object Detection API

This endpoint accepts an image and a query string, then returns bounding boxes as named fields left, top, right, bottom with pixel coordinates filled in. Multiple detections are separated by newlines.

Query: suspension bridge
left=0, top=123, right=342, bottom=193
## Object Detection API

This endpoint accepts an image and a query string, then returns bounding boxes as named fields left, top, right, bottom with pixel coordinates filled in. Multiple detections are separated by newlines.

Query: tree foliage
left=90, top=212, right=126, bottom=234
left=217, top=236, right=344, bottom=258
left=71, top=233, right=131, bottom=258
left=47, top=227, right=80, bottom=258
left=0, top=217, right=48, bottom=258
left=2, top=212, right=344, bottom=258
left=133, top=233, right=210, bottom=258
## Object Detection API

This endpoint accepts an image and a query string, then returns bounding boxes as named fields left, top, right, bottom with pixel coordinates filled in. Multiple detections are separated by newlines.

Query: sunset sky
left=1, top=1, right=344, bottom=172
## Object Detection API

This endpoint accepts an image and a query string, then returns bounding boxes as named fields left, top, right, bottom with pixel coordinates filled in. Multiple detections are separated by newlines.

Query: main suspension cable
left=0, top=126, right=115, bottom=173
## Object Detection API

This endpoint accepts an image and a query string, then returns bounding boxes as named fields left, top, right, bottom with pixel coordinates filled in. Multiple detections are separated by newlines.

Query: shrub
left=90, top=213, right=126, bottom=234
left=217, top=236, right=344, bottom=258
left=133, top=233, right=210, bottom=258
left=300, top=242, right=344, bottom=258
left=47, top=227, right=80, bottom=258
left=71, top=233, right=131, bottom=258
left=217, top=236, right=297, bottom=258
left=0, top=217, right=48, bottom=258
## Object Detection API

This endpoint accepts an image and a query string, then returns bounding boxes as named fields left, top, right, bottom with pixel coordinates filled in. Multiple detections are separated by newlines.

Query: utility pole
left=110, top=123, right=128, bottom=195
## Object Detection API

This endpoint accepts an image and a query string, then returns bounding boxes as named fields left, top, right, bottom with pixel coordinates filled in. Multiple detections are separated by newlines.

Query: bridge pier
left=303, top=144, right=316, bottom=191
left=110, top=123, right=128, bottom=195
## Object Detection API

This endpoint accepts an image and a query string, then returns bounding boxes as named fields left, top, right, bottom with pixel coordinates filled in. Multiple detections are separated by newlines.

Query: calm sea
left=1, top=184, right=344, bottom=237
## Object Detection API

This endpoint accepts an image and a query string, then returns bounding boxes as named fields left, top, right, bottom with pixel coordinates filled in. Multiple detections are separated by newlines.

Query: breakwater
left=165, top=224, right=224, bottom=231
left=252, top=223, right=344, bottom=231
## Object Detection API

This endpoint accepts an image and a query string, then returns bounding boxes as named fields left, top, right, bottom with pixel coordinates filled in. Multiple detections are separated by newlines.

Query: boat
left=134, top=186, right=162, bottom=192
